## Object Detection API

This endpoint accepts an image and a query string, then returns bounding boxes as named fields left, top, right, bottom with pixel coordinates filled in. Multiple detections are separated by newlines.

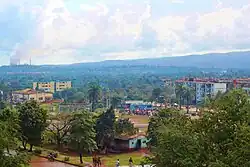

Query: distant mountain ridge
left=70, top=51, right=250, bottom=69
left=1, top=51, right=250, bottom=70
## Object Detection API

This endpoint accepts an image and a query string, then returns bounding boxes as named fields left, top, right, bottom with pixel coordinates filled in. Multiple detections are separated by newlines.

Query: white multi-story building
left=175, top=78, right=227, bottom=104
left=195, top=82, right=227, bottom=102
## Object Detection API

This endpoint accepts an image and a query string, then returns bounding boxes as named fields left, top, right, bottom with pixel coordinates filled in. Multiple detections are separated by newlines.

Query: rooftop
left=13, top=89, right=53, bottom=95
left=115, top=132, right=146, bottom=140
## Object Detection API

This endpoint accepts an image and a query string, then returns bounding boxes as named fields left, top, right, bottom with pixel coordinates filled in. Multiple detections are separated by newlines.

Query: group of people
left=127, top=109, right=155, bottom=116
left=116, top=157, right=133, bottom=167
left=92, top=156, right=102, bottom=167
left=47, top=152, right=57, bottom=161
left=91, top=156, right=133, bottom=167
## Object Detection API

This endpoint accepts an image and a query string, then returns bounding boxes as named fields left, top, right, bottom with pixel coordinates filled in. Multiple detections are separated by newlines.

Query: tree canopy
left=17, top=101, right=48, bottom=151
left=0, top=107, right=29, bottom=167
left=95, top=107, right=116, bottom=153
left=149, top=89, right=250, bottom=167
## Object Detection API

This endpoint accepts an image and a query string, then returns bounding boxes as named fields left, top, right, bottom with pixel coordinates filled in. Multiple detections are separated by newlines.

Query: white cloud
left=169, top=0, right=184, bottom=4
left=1, top=0, right=250, bottom=64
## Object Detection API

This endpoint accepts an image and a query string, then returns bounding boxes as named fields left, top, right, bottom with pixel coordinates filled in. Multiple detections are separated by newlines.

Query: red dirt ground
left=30, top=157, right=76, bottom=167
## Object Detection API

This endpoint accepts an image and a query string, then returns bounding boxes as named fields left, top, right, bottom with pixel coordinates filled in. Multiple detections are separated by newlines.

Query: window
left=39, top=97, right=43, bottom=100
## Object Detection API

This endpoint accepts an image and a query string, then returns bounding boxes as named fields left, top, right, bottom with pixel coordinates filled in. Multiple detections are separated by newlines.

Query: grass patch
left=102, top=152, right=143, bottom=167
left=36, top=147, right=145, bottom=167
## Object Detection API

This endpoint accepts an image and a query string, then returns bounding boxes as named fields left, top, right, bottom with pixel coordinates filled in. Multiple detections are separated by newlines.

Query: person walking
left=116, top=159, right=120, bottom=167
left=97, top=157, right=101, bottom=167
left=129, top=157, right=133, bottom=167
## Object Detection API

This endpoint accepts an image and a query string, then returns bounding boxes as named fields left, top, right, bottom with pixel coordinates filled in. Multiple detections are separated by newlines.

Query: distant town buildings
left=166, top=78, right=250, bottom=104
left=175, top=78, right=227, bottom=103
left=33, top=81, right=72, bottom=93
left=12, top=88, right=53, bottom=104
left=123, top=101, right=153, bottom=112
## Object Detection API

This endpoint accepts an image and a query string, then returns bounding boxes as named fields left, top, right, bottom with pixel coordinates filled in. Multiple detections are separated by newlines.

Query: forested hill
left=72, top=51, right=250, bottom=69
left=0, top=51, right=250, bottom=72
left=0, top=51, right=250, bottom=91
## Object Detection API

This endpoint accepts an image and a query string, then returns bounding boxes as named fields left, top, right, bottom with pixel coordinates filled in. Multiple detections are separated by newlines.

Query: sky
left=0, top=0, right=250, bottom=65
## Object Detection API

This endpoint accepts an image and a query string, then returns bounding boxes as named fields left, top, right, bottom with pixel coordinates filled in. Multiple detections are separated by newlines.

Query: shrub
left=64, top=156, right=70, bottom=162
left=34, top=149, right=42, bottom=154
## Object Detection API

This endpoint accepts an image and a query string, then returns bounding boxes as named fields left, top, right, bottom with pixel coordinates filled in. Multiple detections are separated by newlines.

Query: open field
left=118, top=113, right=150, bottom=132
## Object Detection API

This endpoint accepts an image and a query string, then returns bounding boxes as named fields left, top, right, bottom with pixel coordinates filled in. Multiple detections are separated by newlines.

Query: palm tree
left=111, top=96, right=122, bottom=109
left=183, top=87, right=195, bottom=113
left=88, top=84, right=101, bottom=112
left=175, top=84, right=185, bottom=110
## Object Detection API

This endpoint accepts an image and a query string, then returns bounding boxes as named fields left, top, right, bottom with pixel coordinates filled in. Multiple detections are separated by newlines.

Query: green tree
left=151, top=89, right=250, bottom=167
left=96, top=107, right=115, bottom=153
left=47, top=112, right=74, bottom=150
left=147, top=109, right=179, bottom=148
left=111, top=96, right=122, bottom=109
left=114, top=118, right=139, bottom=136
left=0, top=108, right=30, bottom=167
left=175, top=84, right=186, bottom=110
left=183, top=86, right=195, bottom=113
left=17, top=101, right=48, bottom=151
left=0, top=108, right=20, bottom=153
left=163, top=85, right=175, bottom=104
left=151, top=88, right=161, bottom=102
left=88, top=84, right=101, bottom=112
left=70, top=111, right=97, bottom=164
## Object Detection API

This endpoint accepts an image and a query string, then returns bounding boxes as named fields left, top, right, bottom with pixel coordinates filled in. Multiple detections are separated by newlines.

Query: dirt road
left=30, top=157, right=76, bottom=167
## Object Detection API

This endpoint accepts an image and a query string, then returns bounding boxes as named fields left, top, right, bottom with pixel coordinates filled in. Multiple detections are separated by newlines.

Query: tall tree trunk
left=186, top=96, right=189, bottom=114
left=29, top=144, right=33, bottom=152
left=179, top=96, right=182, bottom=110
left=22, top=141, right=27, bottom=150
left=91, top=103, right=94, bottom=112
left=57, top=137, right=61, bottom=151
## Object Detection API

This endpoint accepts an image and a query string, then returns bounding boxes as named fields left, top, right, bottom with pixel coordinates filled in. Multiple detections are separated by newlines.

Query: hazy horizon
left=0, top=0, right=250, bottom=65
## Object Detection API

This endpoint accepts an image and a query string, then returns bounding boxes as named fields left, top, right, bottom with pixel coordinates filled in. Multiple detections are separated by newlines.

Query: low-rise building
left=112, top=133, right=149, bottom=152
left=12, top=89, right=53, bottom=104
left=33, top=81, right=72, bottom=93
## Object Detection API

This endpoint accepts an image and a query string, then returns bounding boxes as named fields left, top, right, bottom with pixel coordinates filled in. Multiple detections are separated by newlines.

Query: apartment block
left=33, top=82, right=55, bottom=93
left=12, top=89, right=53, bottom=104
left=175, top=78, right=227, bottom=104
left=33, top=81, right=72, bottom=93
left=55, top=81, right=72, bottom=92
left=195, top=82, right=227, bottom=102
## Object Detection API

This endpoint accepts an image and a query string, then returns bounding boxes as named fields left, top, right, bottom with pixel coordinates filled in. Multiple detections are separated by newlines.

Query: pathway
left=30, top=157, right=76, bottom=167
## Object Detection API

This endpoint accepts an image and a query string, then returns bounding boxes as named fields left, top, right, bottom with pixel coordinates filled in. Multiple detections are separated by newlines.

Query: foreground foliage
left=148, top=89, right=250, bottom=167
left=0, top=108, right=30, bottom=167
left=17, top=101, right=48, bottom=151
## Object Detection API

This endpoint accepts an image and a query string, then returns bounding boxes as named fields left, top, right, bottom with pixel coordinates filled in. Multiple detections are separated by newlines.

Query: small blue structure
left=113, top=133, right=149, bottom=151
